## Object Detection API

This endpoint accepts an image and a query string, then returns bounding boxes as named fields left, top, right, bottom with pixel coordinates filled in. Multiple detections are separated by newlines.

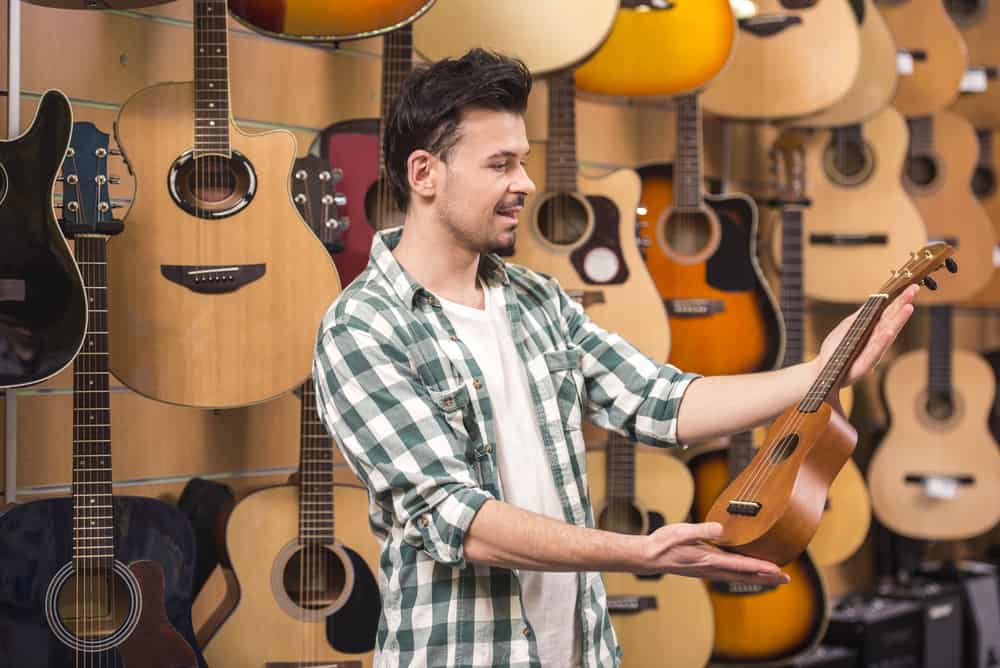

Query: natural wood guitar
left=575, top=0, right=735, bottom=97
left=705, top=243, right=956, bottom=566
left=876, top=0, right=968, bottom=117
left=969, top=128, right=1000, bottom=305
left=228, top=0, right=434, bottom=42
left=510, top=72, right=670, bottom=362
left=869, top=305, right=1000, bottom=540
left=701, top=0, right=860, bottom=119
left=586, top=437, right=713, bottom=668
left=947, top=0, right=1000, bottom=128
left=110, top=0, right=340, bottom=408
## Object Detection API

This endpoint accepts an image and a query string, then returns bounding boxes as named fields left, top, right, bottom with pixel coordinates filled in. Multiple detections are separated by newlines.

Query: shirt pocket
left=544, top=347, right=585, bottom=432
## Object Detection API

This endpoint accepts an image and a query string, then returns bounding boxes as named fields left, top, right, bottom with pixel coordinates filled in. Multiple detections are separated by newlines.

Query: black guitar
left=0, top=123, right=205, bottom=668
left=0, top=89, right=86, bottom=388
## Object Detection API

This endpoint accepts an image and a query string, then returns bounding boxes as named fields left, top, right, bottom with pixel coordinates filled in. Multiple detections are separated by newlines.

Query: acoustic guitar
left=0, top=123, right=204, bottom=668
left=509, top=71, right=670, bottom=362
left=0, top=89, right=86, bottom=389
left=876, top=0, right=968, bottom=117
left=687, top=432, right=828, bottom=664
left=903, top=111, right=996, bottom=305
left=575, top=0, right=735, bottom=98
left=947, top=0, right=1000, bottom=128
left=637, top=95, right=781, bottom=377
left=701, top=0, right=860, bottom=119
left=969, top=128, right=1000, bottom=305
left=228, top=0, right=434, bottom=42
left=200, top=380, right=381, bottom=668
left=110, top=0, right=340, bottom=409
left=869, top=305, right=1000, bottom=540
left=587, top=437, right=714, bottom=667
left=316, top=26, right=412, bottom=286
left=705, top=243, right=956, bottom=566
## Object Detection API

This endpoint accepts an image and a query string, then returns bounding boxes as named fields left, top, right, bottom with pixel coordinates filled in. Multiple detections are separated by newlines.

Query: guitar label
left=0, top=279, right=25, bottom=302
left=896, top=52, right=915, bottom=76
left=961, top=68, right=989, bottom=93
left=924, top=476, right=958, bottom=500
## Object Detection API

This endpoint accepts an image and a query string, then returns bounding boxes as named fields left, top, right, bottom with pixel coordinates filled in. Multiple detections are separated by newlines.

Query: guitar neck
left=727, top=431, right=756, bottom=481
left=674, top=93, right=703, bottom=209
left=193, top=0, right=232, bottom=156
left=605, top=432, right=636, bottom=504
left=976, top=128, right=995, bottom=172
left=299, top=378, right=334, bottom=546
left=72, top=235, right=114, bottom=570
left=378, top=25, right=414, bottom=176
left=906, top=115, right=935, bottom=157
left=928, top=304, right=953, bottom=397
left=546, top=71, right=578, bottom=193
left=779, top=207, right=805, bottom=367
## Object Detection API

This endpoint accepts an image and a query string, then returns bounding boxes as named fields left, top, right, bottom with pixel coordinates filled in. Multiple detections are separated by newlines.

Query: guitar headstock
left=770, top=141, right=808, bottom=205
left=879, top=243, right=958, bottom=297
left=59, top=122, right=124, bottom=238
left=291, top=155, right=348, bottom=254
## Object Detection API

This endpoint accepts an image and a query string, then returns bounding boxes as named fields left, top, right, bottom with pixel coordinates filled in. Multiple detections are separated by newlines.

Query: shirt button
left=522, top=626, right=532, bottom=638
left=484, top=444, right=493, bottom=454
left=450, top=335, right=458, bottom=342
left=443, top=398, right=455, bottom=408
left=419, top=514, right=431, bottom=528
left=473, top=379, right=483, bottom=390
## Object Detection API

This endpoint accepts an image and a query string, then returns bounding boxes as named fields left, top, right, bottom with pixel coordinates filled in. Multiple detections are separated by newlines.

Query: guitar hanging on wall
left=227, top=0, right=435, bottom=42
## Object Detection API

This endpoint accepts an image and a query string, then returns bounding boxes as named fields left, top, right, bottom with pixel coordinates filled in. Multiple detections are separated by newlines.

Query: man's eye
left=491, top=163, right=506, bottom=171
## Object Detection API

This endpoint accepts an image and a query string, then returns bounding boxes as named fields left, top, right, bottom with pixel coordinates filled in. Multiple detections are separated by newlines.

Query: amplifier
left=782, top=644, right=857, bottom=667
left=824, top=595, right=922, bottom=668
left=877, top=578, right=963, bottom=667
left=919, top=561, right=1000, bottom=668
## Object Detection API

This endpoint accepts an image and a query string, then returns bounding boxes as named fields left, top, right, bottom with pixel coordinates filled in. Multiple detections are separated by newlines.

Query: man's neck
left=392, top=212, right=485, bottom=309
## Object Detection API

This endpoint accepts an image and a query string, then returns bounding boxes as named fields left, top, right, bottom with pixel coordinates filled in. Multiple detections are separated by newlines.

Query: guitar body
left=906, top=110, right=995, bottom=305
left=970, top=127, right=1000, bottom=305
left=111, top=82, right=341, bottom=408
left=510, top=168, right=670, bottom=362
left=689, top=446, right=827, bottom=664
left=414, top=0, right=619, bottom=75
left=0, top=496, right=204, bottom=667
left=317, top=119, right=380, bottom=286
left=870, top=348, right=1000, bottom=540
left=806, top=452, right=870, bottom=567
left=636, top=163, right=780, bottom=376
left=948, top=0, right=1000, bottom=128
left=701, top=0, right=860, bottom=119
left=775, top=107, right=927, bottom=303
left=799, top=0, right=897, bottom=128
left=575, top=0, right=734, bottom=97
left=0, top=89, right=86, bottom=389
left=586, top=447, right=714, bottom=668
left=877, top=0, right=968, bottom=117
left=228, top=0, right=434, bottom=41
left=201, top=484, right=381, bottom=668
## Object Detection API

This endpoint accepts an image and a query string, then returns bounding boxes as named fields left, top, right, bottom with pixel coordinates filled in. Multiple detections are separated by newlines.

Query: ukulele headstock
left=880, top=243, right=957, bottom=297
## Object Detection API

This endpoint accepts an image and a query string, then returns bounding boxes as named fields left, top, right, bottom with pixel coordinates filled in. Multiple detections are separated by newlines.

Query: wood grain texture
left=701, top=0, right=860, bottom=120
left=110, top=82, right=341, bottom=408
left=877, top=0, right=968, bottom=117
left=413, top=0, right=619, bottom=76
left=947, top=0, right=1000, bottom=128
left=870, top=348, right=1000, bottom=539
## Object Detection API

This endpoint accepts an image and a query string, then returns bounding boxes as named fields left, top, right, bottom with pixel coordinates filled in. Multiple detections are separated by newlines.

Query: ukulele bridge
left=726, top=500, right=762, bottom=517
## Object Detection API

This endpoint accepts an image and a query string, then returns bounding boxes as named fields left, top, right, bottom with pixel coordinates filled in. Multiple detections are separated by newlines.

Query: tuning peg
left=335, top=216, right=350, bottom=231
left=109, top=148, right=122, bottom=156
left=318, top=170, right=331, bottom=181
left=66, top=175, right=78, bottom=185
left=66, top=201, right=79, bottom=213
left=111, top=203, right=124, bottom=209
left=922, top=276, right=938, bottom=290
left=334, top=192, right=347, bottom=207
left=96, top=148, right=107, bottom=158
left=109, top=176, right=121, bottom=185
left=294, top=169, right=308, bottom=181
left=65, top=147, right=75, bottom=158
left=98, top=202, right=110, bottom=213
left=945, top=258, right=958, bottom=273
left=331, top=168, right=343, bottom=182
left=294, top=193, right=307, bottom=205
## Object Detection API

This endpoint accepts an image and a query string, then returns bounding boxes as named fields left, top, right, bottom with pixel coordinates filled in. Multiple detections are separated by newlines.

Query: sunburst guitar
left=227, top=0, right=434, bottom=41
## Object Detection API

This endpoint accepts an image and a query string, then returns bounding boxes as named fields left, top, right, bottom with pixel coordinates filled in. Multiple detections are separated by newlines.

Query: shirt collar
left=370, top=226, right=512, bottom=310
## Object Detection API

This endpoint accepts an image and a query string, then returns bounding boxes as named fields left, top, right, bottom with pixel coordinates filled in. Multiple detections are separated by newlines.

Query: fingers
left=709, top=550, right=785, bottom=578
left=668, top=522, right=723, bottom=545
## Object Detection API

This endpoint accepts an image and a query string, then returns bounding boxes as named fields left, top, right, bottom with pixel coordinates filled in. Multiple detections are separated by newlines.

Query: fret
left=779, top=205, right=805, bottom=367
left=193, top=0, right=231, bottom=154
left=674, top=94, right=704, bottom=209
left=545, top=72, right=578, bottom=193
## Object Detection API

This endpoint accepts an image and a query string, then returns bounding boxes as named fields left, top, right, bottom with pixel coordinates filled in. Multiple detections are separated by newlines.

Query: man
left=313, top=50, right=917, bottom=668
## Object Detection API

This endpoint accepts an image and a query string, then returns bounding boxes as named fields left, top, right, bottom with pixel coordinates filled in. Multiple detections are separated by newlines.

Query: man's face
left=432, top=109, right=536, bottom=254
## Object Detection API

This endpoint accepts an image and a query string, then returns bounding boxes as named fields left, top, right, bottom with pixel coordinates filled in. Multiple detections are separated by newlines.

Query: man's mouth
left=495, top=203, right=523, bottom=224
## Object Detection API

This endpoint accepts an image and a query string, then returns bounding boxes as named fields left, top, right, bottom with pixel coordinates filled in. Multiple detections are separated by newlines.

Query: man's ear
left=407, top=149, right=437, bottom=201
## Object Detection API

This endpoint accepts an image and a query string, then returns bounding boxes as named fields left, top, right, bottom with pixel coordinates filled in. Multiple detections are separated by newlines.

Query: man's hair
left=383, top=49, right=532, bottom=211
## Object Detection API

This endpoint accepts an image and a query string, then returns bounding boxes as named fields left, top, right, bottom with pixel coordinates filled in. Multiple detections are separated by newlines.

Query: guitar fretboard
left=546, top=71, right=578, bottom=194
left=605, top=432, right=637, bottom=503
left=727, top=430, right=756, bottom=482
left=907, top=116, right=935, bottom=158
left=928, top=305, right=953, bottom=397
left=299, top=378, right=335, bottom=545
left=780, top=207, right=805, bottom=367
left=674, top=94, right=704, bottom=209
left=194, top=0, right=231, bottom=156
left=72, top=235, right=114, bottom=570
left=378, top=26, right=414, bottom=176
left=976, top=128, right=994, bottom=172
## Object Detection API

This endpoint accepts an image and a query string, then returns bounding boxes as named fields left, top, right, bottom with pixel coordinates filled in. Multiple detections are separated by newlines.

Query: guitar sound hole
left=905, top=154, right=940, bottom=191
left=972, top=166, right=997, bottom=200
left=0, top=163, right=8, bottom=206
left=282, top=545, right=347, bottom=610
left=186, top=158, right=237, bottom=202
left=537, top=193, right=589, bottom=246
left=823, top=140, right=875, bottom=187
left=926, top=391, right=955, bottom=421
left=945, top=0, right=985, bottom=26
left=364, top=177, right=404, bottom=231
left=56, top=568, right=134, bottom=641
left=168, top=149, right=257, bottom=219
left=597, top=502, right=645, bottom=535
left=767, top=433, right=799, bottom=464
left=663, top=210, right=713, bottom=257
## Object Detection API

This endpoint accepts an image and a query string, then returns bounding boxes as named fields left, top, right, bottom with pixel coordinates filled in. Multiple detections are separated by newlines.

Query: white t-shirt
left=436, top=282, right=582, bottom=668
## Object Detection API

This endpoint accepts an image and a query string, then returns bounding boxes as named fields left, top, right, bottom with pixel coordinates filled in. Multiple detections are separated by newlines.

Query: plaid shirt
left=313, top=228, right=699, bottom=668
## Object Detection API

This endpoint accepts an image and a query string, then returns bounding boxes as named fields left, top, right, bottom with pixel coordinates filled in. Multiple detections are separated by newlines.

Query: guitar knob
left=334, top=192, right=347, bottom=207
left=922, top=276, right=938, bottom=290
left=945, top=258, right=958, bottom=273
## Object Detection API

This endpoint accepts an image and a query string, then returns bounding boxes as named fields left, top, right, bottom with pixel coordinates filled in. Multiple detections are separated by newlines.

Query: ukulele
left=706, top=242, right=956, bottom=566
left=508, top=71, right=670, bottom=362
left=316, top=25, right=413, bottom=286
left=767, top=145, right=871, bottom=568
left=687, top=432, right=828, bottom=663
left=876, top=0, right=968, bottom=117
left=586, top=437, right=714, bottom=668
left=637, top=95, right=781, bottom=376
left=946, top=0, right=1000, bottom=128
left=228, top=0, right=434, bottom=42
left=0, top=89, right=86, bottom=389
left=869, top=305, right=1000, bottom=540
left=200, top=379, right=382, bottom=668
left=0, top=123, right=204, bottom=668
left=701, top=0, right=861, bottom=119
left=110, top=0, right=341, bottom=409
left=575, top=0, right=735, bottom=97
left=413, top=0, right=619, bottom=76
left=903, top=111, right=996, bottom=305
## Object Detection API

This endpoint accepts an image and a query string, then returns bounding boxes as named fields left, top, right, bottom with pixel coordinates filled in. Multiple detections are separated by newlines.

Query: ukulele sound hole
left=364, top=177, right=404, bottom=231
left=823, top=140, right=875, bottom=187
left=926, top=391, right=955, bottom=421
left=905, top=154, right=941, bottom=192
left=972, top=166, right=997, bottom=200
left=663, top=210, right=714, bottom=257
left=168, top=149, right=257, bottom=220
left=282, top=545, right=348, bottom=611
left=767, top=433, right=799, bottom=464
left=537, top=193, right=590, bottom=246
left=597, top=502, right=645, bottom=535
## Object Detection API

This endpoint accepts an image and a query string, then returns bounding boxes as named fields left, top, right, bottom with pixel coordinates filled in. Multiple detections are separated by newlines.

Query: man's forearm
left=675, top=358, right=823, bottom=444
left=463, top=499, right=644, bottom=572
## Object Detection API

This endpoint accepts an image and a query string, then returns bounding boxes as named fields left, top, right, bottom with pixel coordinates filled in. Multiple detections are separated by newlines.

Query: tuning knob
left=294, top=193, right=307, bottom=205
left=334, top=192, right=347, bottom=207
left=945, top=258, right=958, bottom=273
left=922, top=276, right=938, bottom=290
left=109, top=176, right=121, bottom=185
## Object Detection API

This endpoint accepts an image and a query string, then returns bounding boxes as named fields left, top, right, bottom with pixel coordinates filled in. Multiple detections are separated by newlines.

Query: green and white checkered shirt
left=313, top=228, right=699, bottom=667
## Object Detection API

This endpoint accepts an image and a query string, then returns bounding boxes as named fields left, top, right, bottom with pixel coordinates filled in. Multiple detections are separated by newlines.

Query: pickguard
left=569, top=195, right=630, bottom=285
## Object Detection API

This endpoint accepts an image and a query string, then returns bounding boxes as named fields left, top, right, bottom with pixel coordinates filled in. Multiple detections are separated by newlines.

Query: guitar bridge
left=727, top=500, right=761, bottom=517
left=161, top=264, right=266, bottom=294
